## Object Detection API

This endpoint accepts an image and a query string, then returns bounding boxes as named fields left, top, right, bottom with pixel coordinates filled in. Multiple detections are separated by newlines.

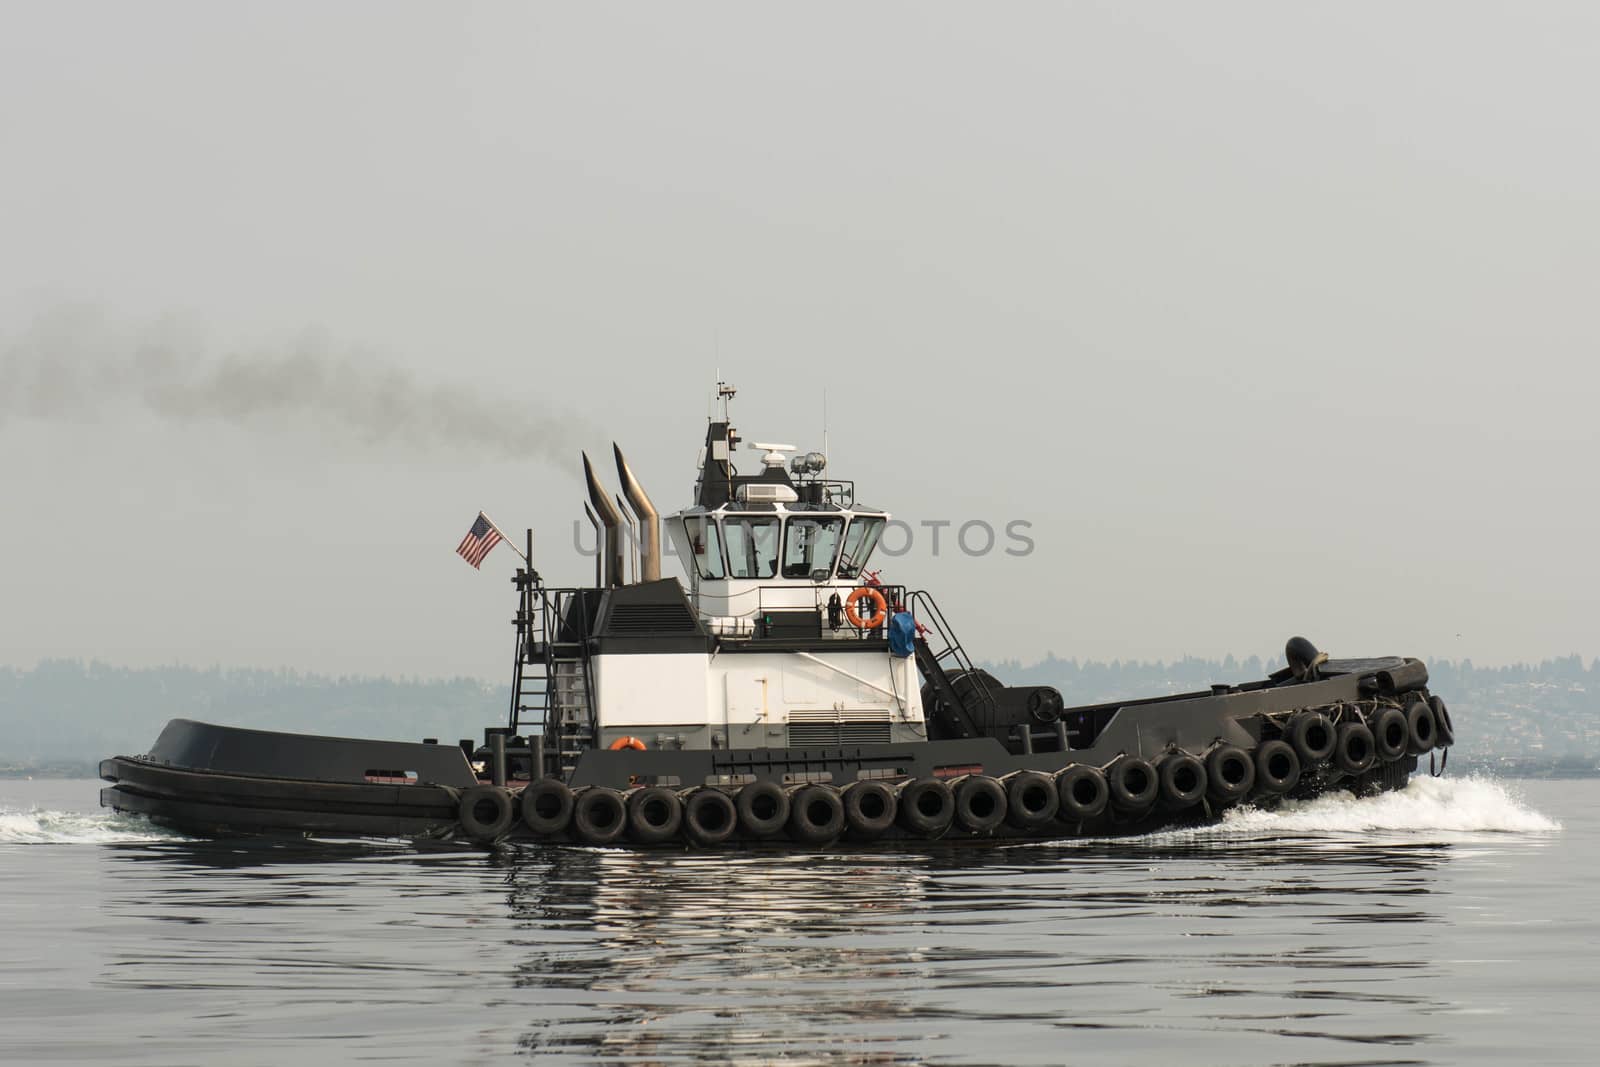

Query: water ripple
left=0, top=777, right=1582, bottom=1065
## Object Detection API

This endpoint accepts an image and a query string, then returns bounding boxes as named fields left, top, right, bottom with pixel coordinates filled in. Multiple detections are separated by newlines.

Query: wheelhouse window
left=782, top=516, right=843, bottom=579
left=681, top=516, right=725, bottom=580
left=722, top=515, right=780, bottom=578
left=836, top=516, right=886, bottom=579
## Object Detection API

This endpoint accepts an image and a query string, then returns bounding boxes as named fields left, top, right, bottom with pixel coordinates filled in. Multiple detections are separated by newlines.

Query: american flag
left=456, top=512, right=504, bottom=569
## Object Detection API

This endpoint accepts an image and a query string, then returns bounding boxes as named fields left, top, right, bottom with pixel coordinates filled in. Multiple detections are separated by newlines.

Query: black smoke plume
left=0, top=306, right=589, bottom=461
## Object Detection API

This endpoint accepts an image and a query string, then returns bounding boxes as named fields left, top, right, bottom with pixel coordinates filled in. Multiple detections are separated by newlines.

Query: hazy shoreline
left=7, top=656, right=1600, bottom=772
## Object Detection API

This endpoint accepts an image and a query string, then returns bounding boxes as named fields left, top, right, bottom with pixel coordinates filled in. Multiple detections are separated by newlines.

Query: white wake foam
left=0, top=807, right=179, bottom=845
left=1159, top=775, right=1561, bottom=844
left=1008, top=776, right=1563, bottom=854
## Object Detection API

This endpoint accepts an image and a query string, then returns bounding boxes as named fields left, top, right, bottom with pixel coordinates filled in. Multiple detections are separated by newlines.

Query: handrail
left=692, top=580, right=908, bottom=608
left=906, top=589, right=997, bottom=732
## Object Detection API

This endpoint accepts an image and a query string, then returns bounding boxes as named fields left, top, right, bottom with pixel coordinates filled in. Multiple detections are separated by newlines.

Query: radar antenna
left=750, top=441, right=796, bottom=470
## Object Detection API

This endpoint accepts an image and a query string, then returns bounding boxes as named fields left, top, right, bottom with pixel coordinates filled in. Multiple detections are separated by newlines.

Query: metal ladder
left=508, top=572, right=599, bottom=778
left=548, top=658, right=594, bottom=776
left=507, top=567, right=546, bottom=736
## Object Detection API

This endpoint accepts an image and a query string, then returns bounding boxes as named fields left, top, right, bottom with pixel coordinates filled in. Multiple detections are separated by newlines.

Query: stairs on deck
left=906, top=590, right=994, bottom=740
left=510, top=582, right=598, bottom=778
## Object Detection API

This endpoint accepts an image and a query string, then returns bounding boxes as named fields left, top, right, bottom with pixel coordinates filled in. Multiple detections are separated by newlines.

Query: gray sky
left=3, top=2, right=1596, bottom=680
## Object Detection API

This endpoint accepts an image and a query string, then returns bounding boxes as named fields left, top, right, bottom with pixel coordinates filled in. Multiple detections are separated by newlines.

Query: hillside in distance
left=0, top=660, right=500, bottom=769
left=4, top=654, right=1598, bottom=775
left=993, top=653, right=1600, bottom=773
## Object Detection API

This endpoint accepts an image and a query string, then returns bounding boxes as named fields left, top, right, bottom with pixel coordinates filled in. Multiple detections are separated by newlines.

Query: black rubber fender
left=952, top=775, right=1007, bottom=835
left=735, top=780, right=790, bottom=838
left=518, top=778, right=574, bottom=837
left=1205, top=745, right=1255, bottom=804
left=1405, top=698, right=1437, bottom=755
left=1157, top=752, right=1207, bottom=809
left=571, top=786, right=627, bottom=846
left=1254, top=740, right=1301, bottom=795
left=897, top=777, right=955, bottom=837
left=458, top=784, right=515, bottom=842
left=1287, top=710, right=1336, bottom=766
left=787, top=784, right=846, bottom=845
left=1055, top=764, right=1110, bottom=822
left=1429, top=695, right=1455, bottom=747
left=627, top=786, right=684, bottom=845
left=682, top=787, right=738, bottom=846
left=1371, top=706, right=1409, bottom=761
left=1375, top=659, right=1429, bottom=695
left=1106, top=757, right=1159, bottom=813
left=1334, top=721, right=1377, bottom=776
left=1003, top=770, right=1058, bottom=829
left=1285, top=636, right=1323, bottom=681
left=842, top=780, right=897, bottom=839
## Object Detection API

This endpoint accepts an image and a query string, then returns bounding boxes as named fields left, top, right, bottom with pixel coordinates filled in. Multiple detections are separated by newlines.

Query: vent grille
left=603, top=602, right=700, bottom=635
left=789, top=708, right=892, bottom=723
left=787, top=708, right=893, bottom=747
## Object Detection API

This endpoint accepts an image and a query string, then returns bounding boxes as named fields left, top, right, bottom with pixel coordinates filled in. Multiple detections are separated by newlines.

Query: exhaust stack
left=613, top=443, right=661, bottom=583
left=616, top=494, right=637, bottom=585
left=582, top=502, right=603, bottom=587
left=582, top=452, right=625, bottom=587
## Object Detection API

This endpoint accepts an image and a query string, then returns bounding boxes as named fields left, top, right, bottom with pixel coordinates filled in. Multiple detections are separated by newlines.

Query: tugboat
left=100, top=385, right=1456, bottom=847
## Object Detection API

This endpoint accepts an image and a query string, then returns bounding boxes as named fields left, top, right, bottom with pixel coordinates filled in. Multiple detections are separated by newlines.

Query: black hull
left=100, top=690, right=1432, bottom=847
left=99, top=759, right=462, bottom=840
left=99, top=752, right=1417, bottom=845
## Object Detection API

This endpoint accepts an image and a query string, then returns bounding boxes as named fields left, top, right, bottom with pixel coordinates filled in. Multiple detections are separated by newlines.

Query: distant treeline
left=4, top=654, right=1599, bottom=765
left=0, top=660, right=501, bottom=764
left=989, top=653, right=1280, bottom=700
left=990, top=653, right=1600, bottom=767
left=987, top=652, right=1600, bottom=700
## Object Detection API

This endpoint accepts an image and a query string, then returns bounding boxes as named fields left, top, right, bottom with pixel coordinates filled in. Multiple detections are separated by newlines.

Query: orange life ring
left=608, top=736, right=647, bottom=751
left=845, top=587, right=889, bottom=629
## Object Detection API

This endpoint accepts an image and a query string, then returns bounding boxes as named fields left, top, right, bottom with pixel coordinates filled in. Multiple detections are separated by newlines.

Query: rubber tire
left=953, top=775, right=1007, bottom=835
left=1254, top=740, right=1301, bottom=796
left=459, top=784, right=515, bottom=842
left=1334, top=721, right=1377, bottom=776
left=1429, top=695, right=1455, bottom=747
left=897, top=777, right=955, bottom=837
left=1287, top=711, right=1337, bottom=766
left=1107, top=757, right=1159, bottom=813
left=571, top=786, right=627, bottom=846
left=518, top=778, right=574, bottom=836
left=627, top=786, right=684, bottom=845
left=682, top=788, right=738, bottom=846
left=735, top=780, right=790, bottom=838
left=1003, top=770, right=1059, bottom=829
left=1056, top=764, right=1110, bottom=822
left=1205, top=745, right=1255, bottom=804
left=1371, top=707, right=1409, bottom=761
left=1406, top=699, right=1437, bottom=755
left=842, top=780, right=898, bottom=840
left=1157, top=752, right=1207, bottom=809
left=788, top=784, right=846, bottom=845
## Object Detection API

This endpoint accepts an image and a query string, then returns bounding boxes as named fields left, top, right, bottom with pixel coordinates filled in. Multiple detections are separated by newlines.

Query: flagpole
left=480, top=512, right=530, bottom=565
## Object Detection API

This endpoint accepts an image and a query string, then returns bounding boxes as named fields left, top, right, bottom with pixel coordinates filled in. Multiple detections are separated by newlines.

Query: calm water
left=0, top=776, right=1584, bottom=1066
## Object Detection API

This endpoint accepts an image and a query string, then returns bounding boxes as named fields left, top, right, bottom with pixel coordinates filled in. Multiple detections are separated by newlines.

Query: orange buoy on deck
left=845, top=587, right=889, bottom=629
